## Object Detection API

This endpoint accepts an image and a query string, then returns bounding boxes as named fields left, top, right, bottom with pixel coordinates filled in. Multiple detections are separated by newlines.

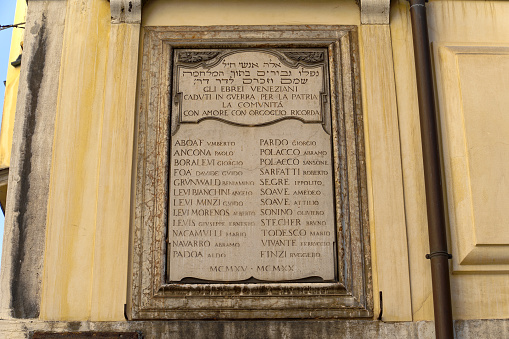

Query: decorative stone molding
left=434, top=44, right=509, bottom=273
left=129, top=25, right=372, bottom=320
left=110, top=0, right=142, bottom=24
left=360, top=0, right=390, bottom=24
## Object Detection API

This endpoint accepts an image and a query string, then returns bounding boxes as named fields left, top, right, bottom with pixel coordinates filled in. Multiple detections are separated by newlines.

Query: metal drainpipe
left=408, top=0, right=454, bottom=338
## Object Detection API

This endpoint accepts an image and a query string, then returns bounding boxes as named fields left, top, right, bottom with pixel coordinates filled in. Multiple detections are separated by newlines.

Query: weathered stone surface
left=32, top=332, right=140, bottom=339
left=0, top=319, right=508, bottom=338
left=360, top=0, right=390, bottom=24
left=110, top=0, right=142, bottom=24
left=0, top=0, right=67, bottom=319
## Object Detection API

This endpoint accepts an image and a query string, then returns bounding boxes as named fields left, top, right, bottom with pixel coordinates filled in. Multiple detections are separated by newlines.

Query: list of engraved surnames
left=168, top=49, right=337, bottom=282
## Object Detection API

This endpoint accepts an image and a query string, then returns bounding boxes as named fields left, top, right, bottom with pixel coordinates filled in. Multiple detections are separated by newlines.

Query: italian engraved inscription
left=168, top=49, right=336, bottom=282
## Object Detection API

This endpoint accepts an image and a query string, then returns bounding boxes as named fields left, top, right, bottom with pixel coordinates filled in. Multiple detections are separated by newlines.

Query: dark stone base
left=1, top=319, right=508, bottom=338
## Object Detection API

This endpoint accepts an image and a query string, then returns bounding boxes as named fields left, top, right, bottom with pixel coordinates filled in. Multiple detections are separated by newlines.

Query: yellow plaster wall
left=0, top=0, right=27, bottom=169
left=39, top=0, right=509, bottom=322
left=41, top=0, right=111, bottom=320
left=41, top=0, right=364, bottom=321
left=90, top=23, right=140, bottom=321
left=359, top=25, right=412, bottom=321
left=390, top=1, right=434, bottom=321
left=40, top=0, right=141, bottom=321
left=391, top=0, right=509, bottom=320
left=143, top=0, right=360, bottom=26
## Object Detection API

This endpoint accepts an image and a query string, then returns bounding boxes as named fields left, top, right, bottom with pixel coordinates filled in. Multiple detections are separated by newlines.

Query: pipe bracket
left=426, top=251, right=452, bottom=260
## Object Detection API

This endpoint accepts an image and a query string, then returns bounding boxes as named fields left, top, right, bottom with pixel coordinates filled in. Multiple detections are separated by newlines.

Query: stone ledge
left=0, top=319, right=508, bottom=338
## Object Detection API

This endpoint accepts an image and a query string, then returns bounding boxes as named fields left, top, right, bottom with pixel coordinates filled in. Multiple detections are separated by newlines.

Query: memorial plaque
left=132, top=26, right=371, bottom=320
left=168, top=49, right=336, bottom=282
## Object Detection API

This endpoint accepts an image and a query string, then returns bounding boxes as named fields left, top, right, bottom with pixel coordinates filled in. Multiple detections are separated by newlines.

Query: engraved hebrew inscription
left=168, top=49, right=336, bottom=283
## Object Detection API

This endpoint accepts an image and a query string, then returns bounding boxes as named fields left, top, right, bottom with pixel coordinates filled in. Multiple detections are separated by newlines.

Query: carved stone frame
left=129, top=25, right=372, bottom=320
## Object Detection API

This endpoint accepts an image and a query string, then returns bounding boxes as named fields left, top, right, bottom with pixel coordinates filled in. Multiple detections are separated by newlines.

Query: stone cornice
left=361, top=0, right=391, bottom=24
left=110, top=0, right=142, bottom=24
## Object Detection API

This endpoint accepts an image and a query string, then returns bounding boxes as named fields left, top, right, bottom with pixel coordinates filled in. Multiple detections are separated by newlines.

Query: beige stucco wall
left=36, top=0, right=509, bottom=322
left=143, top=0, right=360, bottom=26
left=40, top=0, right=140, bottom=321
left=391, top=0, right=509, bottom=320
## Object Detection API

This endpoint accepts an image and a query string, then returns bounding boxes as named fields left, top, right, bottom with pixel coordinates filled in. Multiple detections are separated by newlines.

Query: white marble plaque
left=168, top=49, right=336, bottom=282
